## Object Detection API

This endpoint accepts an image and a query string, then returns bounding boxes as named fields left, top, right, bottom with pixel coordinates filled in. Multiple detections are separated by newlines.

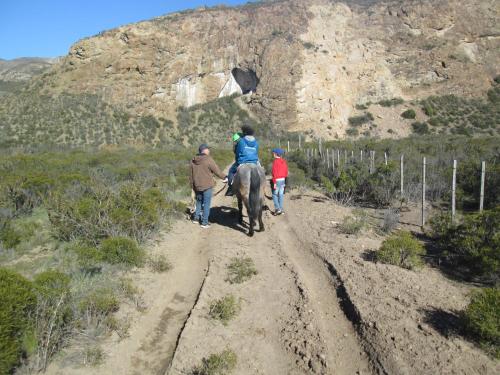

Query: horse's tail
left=248, top=166, right=261, bottom=221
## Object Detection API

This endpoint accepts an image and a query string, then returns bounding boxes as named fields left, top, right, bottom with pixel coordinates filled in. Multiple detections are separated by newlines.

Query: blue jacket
left=235, top=136, right=259, bottom=165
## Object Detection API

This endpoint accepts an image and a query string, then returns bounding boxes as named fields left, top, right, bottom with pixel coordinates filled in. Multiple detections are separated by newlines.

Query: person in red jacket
left=271, top=148, right=289, bottom=215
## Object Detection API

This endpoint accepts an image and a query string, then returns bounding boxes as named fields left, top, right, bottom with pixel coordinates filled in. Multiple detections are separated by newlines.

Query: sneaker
left=201, top=224, right=211, bottom=229
left=274, top=210, right=283, bottom=216
left=192, top=219, right=200, bottom=224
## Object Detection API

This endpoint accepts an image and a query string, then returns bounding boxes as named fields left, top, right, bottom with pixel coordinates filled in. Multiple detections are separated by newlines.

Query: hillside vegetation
left=0, top=147, right=233, bottom=373
left=0, top=90, right=270, bottom=148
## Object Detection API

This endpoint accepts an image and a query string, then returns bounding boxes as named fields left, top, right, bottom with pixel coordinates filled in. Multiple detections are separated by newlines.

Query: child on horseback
left=226, top=125, right=260, bottom=196
left=271, top=148, right=288, bottom=215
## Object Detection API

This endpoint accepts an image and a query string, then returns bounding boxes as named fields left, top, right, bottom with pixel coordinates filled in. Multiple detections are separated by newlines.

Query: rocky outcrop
left=28, top=0, right=500, bottom=138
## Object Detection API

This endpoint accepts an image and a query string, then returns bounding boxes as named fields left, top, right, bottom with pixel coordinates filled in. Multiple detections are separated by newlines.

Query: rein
left=213, top=182, right=228, bottom=197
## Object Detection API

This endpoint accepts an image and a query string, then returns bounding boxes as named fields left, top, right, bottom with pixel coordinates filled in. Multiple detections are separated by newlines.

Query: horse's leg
left=248, top=216, right=255, bottom=237
left=237, top=196, right=244, bottom=225
left=258, top=204, right=265, bottom=232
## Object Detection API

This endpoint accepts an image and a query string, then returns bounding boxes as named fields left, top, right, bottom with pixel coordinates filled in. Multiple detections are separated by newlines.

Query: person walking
left=271, top=148, right=288, bottom=215
left=190, top=144, right=227, bottom=228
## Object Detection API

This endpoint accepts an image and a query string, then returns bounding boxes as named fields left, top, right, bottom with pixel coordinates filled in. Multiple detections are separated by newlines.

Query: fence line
left=285, top=140, right=490, bottom=220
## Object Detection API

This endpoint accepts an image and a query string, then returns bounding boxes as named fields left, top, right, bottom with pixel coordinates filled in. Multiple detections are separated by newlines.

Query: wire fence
left=277, top=135, right=496, bottom=227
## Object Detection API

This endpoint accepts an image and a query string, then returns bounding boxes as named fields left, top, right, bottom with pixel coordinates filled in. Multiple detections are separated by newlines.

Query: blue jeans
left=194, top=188, right=213, bottom=225
left=272, top=179, right=286, bottom=212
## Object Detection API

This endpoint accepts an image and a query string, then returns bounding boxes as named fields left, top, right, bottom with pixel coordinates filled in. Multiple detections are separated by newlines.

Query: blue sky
left=0, top=0, right=250, bottom=59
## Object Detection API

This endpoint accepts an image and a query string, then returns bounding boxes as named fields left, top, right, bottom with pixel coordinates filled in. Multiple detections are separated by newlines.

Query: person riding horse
left=226, top=125, right=260, bottom=196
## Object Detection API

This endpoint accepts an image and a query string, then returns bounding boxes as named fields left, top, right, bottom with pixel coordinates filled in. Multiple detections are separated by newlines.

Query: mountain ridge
left=0, top=0, right=498, bottom=147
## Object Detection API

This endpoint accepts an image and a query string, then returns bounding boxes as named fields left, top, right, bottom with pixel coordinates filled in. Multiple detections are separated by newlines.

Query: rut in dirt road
left=168, top=189, right=376, bottom=375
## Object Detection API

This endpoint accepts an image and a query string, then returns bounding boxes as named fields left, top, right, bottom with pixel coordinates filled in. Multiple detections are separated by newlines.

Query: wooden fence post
left=337, top=149, right=340, bottom=166
left=344, top=150, right=348, bottom=165
left=400, top=154, right=404, bottom=198
left=452, top=160, right=457, bottom=223
left=279, top=139, right=281, bottom=148
left=299, top=134, right=302, bottom=150
left=384, top=152, right=388, bottom=166
left=422, top=157, right=426, bottom=227
left=332, top=151, right=335, bottom=173
left=360, top=150, right=363, bottom=162
left=370, top=151, right=375, bottom=174
left=287, top=140, right=290, bottom=153
left=319, top=138, right=322, bottom=156
left=326, top=149, right=330, bottom=170
left=480, top=161, right=486, bottom=212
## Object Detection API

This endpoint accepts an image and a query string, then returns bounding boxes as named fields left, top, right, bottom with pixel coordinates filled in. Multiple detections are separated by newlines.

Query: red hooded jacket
left=272, top=157, right=289, bottom=184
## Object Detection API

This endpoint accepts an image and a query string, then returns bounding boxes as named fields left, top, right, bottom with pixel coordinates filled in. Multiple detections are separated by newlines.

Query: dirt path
left=45, top=183, right=499, bottom=375
left=167, top=184, right=373, bottom=375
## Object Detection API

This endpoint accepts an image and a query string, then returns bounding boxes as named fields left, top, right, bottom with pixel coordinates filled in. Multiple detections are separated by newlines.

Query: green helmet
left=232, top=133, right=242, bottom=142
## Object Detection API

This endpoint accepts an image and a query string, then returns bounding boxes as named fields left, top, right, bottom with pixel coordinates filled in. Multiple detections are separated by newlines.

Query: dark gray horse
left=232, top=163, right=266, bottom=236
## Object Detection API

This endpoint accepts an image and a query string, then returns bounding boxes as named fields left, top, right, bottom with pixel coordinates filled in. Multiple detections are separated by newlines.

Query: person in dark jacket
left=226, top=125, right=260, bottom=196
left=271, top=148, right=289, bottom=215
left=190, top=144, right=227, bottom=228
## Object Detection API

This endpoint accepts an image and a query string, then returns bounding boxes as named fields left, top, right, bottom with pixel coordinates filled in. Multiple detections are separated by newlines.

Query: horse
left=232, top=163, right=266, bottom=236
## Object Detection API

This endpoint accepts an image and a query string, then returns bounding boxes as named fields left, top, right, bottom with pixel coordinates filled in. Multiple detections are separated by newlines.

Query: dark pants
left=194, top=188, right=213, bottom=225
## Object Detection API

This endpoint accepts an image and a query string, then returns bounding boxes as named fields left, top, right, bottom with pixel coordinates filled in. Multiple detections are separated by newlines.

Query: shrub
left=209, top=295, right=241, bottom=325
left=99, top=237, right=145, bottom=267
left=0, top=268, right=36, bottom=375
left=32, top=270, right=72, bottom=371
left=411, top=121, right=429, bottom=135
left=346, top=128, right=359, bottom=136
left=381, top=208, right=400, bottom=233
left=422, top=101, right=435, bottom=116
left=378, top=98, right=404, bottom=107
left=463, top=288, right=499, bottom=358
left=193, top=349, right=237, bottom=375
left=0, top=222, right=21, bottom=249
left=445, top=208, right=499, bottom=281
left=226, top=257, right=257, bottom=284
left=338, top=214, right=365, bottom=235
left=148, top=254, right=171, bottom=273
left=348, top=112, right=374, bottom=127
left=376, top=231, right=425, bottom=269
left=401, top=109, right=416, bottom=119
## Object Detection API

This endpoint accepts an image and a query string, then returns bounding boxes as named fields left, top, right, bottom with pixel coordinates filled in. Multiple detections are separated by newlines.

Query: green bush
left=99, top=237, right=145, bottom=267
left=226, top=257, right=257, bottom=284
left=346, top=127, right=359, bottom=136
left=378, top=98, right=404, bottom=107
left=401, top=109, right=416, bottom=119
left=0, top=268, right=36, bottom=375
left=209, top=295, right=241, bottom=325
left=78, top=287, right=120, bottom=317
left=348, top=112, right=374, bottom=127
left=376, top=231, right=425, bottom=269
left=193, top=349, right=237, bottom=375
left=412, top=122, right=430, bottom=135
left=0, top=222, right=21, bottom=249
left=463, top=288, right=499, bottom=358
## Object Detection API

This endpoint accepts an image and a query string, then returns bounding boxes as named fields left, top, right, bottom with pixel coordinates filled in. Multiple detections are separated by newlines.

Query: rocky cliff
left=5, top=0, right=500, bottom=142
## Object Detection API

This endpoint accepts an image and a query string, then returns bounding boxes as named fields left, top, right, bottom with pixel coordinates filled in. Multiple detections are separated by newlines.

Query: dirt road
left=46, top=181, right=499, bottom=375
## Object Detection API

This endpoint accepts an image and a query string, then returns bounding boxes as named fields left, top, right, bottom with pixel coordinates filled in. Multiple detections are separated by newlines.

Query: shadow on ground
left=210, top=205, right=248, bottom=234
left=420, top=307, right=463, bottom=338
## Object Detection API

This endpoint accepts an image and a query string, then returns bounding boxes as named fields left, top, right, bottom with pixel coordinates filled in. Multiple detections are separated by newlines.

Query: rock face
left=29, top=0, right=500, bottom=138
